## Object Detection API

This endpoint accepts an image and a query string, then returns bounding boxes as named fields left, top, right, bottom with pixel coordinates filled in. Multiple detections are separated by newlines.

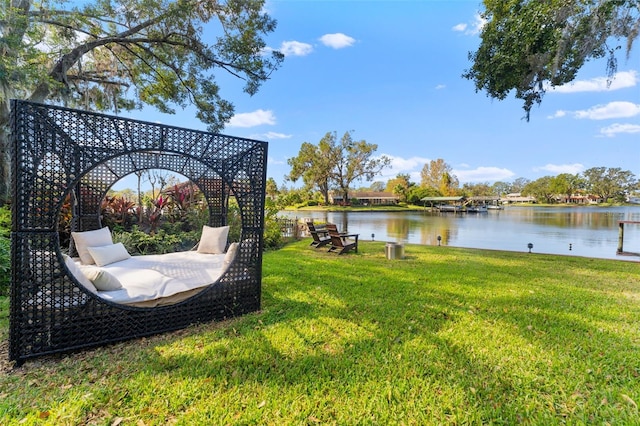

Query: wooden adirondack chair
left=306, top=221, right=331, bottom=248
left=326, top=223, right=359, bottom=255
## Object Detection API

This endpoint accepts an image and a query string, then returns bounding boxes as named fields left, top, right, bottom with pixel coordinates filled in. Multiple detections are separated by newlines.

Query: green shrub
left=263, top=216, right=283, bottom=250
left=226, top=199, right=242, bottom=243
left=0, top=205, right=10, bottom=238
left=0, top=207, right=10, bottom=296
left=0, top=236, right=9, bottom=296
left=112, top=227, right=199, bottom=255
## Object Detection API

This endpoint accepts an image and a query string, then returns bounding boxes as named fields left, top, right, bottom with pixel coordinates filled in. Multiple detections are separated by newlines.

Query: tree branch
left=67, top=74, right=130, bottom=88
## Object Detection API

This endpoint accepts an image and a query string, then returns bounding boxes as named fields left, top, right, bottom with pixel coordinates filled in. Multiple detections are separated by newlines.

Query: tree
left=523, top=176, right=554, bottom=204
left=420, top=159, right=444, bottom=189
left=287, top=131, right=390, bottom=205
left=369, top=181, right=386, bottom=192
left=406, top=186, right=439, bottom=205
left=464, top=1, right=639, bottom=120
left=550, top=173, right=586, bottom=202
left=491, top=181, right=512, bottom=197
left=461, top=182, right=493, bottom=197
left=277, top=188, right=303, bottom=209
left=439, top=172, right=459, bottom=196
left=330, top=131, right=391, bottom=204
left=286, top=136, right=335, bottom=204
left=0, top=0, right=284, bottom=205
left=420, top=159, right=459, bottom=194
left=583, top=167, right=637, bottom=202
left=265, top=177, right=279, bottom=199
left=386, top=173, right=414, bottom=202
left=145, top=169, right=171, bottom=202
left=510, top=177, right=531, bottom=194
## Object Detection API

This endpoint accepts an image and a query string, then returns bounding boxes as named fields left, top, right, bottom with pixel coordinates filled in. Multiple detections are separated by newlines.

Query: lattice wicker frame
left=9, top=100, right=267, bottom=364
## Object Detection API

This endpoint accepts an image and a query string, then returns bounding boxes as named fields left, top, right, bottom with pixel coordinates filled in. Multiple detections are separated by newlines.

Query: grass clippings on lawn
left=1, top=240, right=639, bottom=425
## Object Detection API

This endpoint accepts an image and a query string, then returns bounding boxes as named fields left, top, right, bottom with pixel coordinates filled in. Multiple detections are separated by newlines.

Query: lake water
left=280, top=206, right=640, bottom=261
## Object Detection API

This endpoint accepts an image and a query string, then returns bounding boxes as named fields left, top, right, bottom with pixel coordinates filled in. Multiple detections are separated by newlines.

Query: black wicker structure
left=9, top=100, right=267, bottom=364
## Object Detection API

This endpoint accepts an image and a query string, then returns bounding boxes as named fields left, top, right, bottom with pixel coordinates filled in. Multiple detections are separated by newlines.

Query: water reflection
left=506, top=207, right=630, bottom=229
left=284, top=206, right=640, bottom=261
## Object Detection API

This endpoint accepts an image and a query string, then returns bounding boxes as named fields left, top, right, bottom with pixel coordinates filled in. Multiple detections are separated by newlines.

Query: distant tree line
left=269, top=153, right=638, bottom=208
left=522, top=167, right=637, bottom=204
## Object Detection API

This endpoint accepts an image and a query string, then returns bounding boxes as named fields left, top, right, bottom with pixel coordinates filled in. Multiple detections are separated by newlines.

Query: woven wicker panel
left=9, top=100, right=267, bottom=364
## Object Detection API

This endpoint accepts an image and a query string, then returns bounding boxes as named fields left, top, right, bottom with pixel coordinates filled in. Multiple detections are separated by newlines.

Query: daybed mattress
left=86, top=251, right=227, bottom=305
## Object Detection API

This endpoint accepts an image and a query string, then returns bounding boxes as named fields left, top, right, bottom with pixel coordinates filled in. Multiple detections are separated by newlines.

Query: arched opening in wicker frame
left=9, top=100, right=267, bottom=365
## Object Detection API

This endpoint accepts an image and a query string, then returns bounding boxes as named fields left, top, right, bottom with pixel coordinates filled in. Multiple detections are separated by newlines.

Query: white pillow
left=63, top=254, right=97, bottom=294
left=197, top=225, right=230, bottom=254
left=86, top=243, right=131, bottom=267
left=79, top=264, right=123, bottom=291
left=224, top=242, right=239, bottom=265
left=71, top=227, right=113, bottom=264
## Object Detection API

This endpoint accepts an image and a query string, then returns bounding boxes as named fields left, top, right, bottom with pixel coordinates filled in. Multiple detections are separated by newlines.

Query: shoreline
left=283, top=202, right=637, bottom=213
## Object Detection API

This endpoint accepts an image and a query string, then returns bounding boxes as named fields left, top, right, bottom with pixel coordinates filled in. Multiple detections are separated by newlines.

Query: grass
left=1, top=240, right=640, bottom=424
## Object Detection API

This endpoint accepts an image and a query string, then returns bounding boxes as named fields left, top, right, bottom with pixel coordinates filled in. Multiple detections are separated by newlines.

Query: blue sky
left=121, top=0, right=640, bottom=190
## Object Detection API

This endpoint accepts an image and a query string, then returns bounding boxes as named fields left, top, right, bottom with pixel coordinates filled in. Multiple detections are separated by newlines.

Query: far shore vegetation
left=2, top=240, right=640, bottom=424
left=276, top=150, right=638, bottom=210
left=283, top=201, right=636, bottom=213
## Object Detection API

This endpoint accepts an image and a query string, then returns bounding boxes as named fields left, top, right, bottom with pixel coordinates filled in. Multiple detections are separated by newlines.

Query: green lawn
left=1, top=240, right=640, bottom=424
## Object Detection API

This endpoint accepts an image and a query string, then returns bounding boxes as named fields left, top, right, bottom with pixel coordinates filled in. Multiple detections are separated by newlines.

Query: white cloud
left=377, top=154, right=430, bottom=181
left=248, top=131, right=292, bottom=140
left=453, top=166, right=515, bottom=183
left=435, top=84, right=446, bottom=90
left=377, top=156, right=514, bottom=185
left=574, top=101, right=640, bottom=120
left=534, top=163, right=585, bottom=174
left=267, top=156, right=286, bottom=165
left=228, top=109, right=276, bottom=128
left=550, top=101, right=640, bottom=120
left=547, top=110, right=567, bottom=119
left=262, top=131, right=292, bottom=139
left=599, top=123, right=640, bottom=138
left=453, top=13, right=486, bottom=35
left=319, top=33, right=356, bottom=49
left=550, top=70, right=638, bottom=93
left=279, top=41, right=314, bottom=57
left=386, top=154, right=431, bottom=172
left=609, top=70, right=639, bottom=89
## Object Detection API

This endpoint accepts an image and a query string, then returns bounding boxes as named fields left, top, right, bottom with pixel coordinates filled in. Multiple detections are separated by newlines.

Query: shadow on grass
left=2, top=240, right=639, bottom=423
left=133, top=241, right=640, bottom=422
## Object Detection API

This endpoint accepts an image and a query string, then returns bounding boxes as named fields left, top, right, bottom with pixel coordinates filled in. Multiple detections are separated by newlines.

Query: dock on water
left=617, top=220, right=640, bottom=256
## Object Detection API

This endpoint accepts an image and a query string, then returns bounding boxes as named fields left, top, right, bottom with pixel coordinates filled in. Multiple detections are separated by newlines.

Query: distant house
left=555, top=194, right=602, bottom=204
left=500, top=193, right=536, bottom=204
left=329, top=191, right=400, bottom=206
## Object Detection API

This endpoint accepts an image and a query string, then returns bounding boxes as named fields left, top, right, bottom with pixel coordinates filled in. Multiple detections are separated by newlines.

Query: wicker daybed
left=9, top=100, right=267, bottom=365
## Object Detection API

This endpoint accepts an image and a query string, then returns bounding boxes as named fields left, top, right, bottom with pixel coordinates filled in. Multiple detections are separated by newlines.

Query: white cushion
left=197, top=225, right=230, bottom=254
left=224, top=242, right=239, bottom=265
left=71, top=227, right=113, bottom=264
left=79, top=264, right=123, bottom=291
left=87, top=243, right=131, bottom=267
left=63, top=254, right=97, bottom=294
